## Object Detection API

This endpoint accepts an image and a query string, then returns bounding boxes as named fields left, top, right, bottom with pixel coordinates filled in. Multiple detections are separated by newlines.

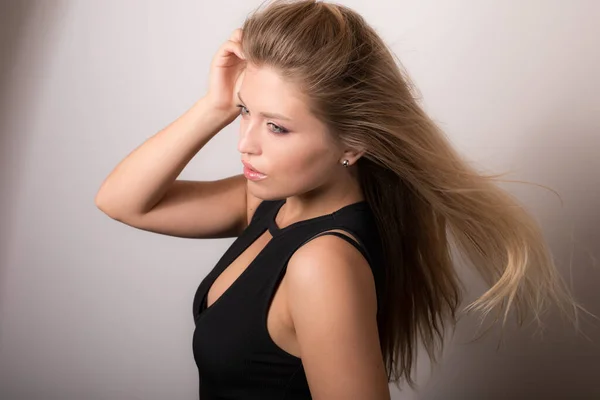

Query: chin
left=247, top=184, right=289, bottom=202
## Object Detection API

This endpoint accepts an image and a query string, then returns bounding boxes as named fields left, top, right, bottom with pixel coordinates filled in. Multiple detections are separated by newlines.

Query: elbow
left=94, top=190, right=123, bottom=221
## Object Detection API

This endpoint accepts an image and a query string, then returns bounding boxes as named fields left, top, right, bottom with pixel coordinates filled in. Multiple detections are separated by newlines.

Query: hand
left=205, top=28, right=247, bottom=115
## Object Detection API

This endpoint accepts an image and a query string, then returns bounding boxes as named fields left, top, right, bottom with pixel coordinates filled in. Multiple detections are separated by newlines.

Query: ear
left=340, top=147, right=366, bottom=166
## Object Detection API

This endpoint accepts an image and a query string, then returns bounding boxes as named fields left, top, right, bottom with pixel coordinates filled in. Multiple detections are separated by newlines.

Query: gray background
left=1, top=1, right=598, bottom=399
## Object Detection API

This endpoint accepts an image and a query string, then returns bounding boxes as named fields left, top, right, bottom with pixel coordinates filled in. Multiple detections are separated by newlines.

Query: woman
left=95, top=1, right=583, bottom=399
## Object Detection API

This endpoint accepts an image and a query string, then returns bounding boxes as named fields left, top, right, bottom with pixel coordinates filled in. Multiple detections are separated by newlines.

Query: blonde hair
left=240, top=0, right=587, bottom=389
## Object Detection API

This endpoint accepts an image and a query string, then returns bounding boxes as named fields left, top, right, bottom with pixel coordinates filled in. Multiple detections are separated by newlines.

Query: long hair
left=239, top=0, right=584, bottom=389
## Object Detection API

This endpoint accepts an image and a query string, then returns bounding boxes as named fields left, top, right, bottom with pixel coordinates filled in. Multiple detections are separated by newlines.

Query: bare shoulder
left=286, top=230, right=378, bottom=318
left=283, top=231, right=388, bottom=398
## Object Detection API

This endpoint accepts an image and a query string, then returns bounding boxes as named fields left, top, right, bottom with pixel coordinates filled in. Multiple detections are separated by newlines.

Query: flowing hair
left=239, top=0, right=587, bottom=389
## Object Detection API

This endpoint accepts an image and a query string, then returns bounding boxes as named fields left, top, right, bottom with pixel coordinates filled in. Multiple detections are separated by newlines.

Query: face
left=237, top=64, right=344, bottom=199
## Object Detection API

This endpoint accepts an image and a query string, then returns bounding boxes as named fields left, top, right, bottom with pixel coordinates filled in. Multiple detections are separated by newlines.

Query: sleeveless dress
left=192, top=198, right=385, bottom=399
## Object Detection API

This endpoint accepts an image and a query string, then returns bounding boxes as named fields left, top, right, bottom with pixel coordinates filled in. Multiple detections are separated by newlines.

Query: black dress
left=192, top=198, right=385, bottom=399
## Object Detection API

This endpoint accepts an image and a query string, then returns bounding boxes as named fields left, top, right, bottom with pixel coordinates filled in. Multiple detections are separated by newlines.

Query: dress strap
left=305, top=230, right=370, bottom=265
left=249, top=199, right=282, bottom=225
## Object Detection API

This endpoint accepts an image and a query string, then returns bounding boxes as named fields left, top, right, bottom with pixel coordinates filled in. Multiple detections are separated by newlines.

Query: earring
left=342, top=159, right=349, bottom=167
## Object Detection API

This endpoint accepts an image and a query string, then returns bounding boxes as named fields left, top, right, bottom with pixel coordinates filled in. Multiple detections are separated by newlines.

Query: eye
left=236, top=105, right=289, bottom=135
left=267, top=122, right=288, bottom=134
left=237, top=104, right=249, bottom=116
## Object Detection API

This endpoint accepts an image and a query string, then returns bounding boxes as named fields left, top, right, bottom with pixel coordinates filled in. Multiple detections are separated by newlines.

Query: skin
left=237, top=63, right=365, bottom=221
left=236, top=63, right=391, bottom=399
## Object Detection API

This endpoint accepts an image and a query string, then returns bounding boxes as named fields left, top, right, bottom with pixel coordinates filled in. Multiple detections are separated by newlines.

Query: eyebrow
left=237, top=92, right=293, bottom=121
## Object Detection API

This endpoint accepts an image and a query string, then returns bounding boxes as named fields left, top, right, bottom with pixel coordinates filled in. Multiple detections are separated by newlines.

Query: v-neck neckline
left=195, top=198, right=370, bottom=321
left=268, top=198, right=369, bottom=237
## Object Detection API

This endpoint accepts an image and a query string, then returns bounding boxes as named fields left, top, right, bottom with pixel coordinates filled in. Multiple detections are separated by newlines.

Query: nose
left=237, top=119, right=261, bottom=155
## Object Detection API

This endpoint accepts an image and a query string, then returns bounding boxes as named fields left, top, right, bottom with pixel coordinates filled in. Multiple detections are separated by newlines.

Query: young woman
left=95, top=1, right=583, bottom=399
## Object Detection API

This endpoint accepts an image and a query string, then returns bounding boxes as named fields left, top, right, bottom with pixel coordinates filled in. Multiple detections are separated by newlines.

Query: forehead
left=239, top=64, right=335, bottom=145
left=240, top=64, right=309, bottom=112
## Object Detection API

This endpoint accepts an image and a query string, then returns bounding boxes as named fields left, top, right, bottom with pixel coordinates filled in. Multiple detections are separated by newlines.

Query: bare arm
left=96, top=28, right=257, bottom=238
left=95, top=96, right=256, bottom=238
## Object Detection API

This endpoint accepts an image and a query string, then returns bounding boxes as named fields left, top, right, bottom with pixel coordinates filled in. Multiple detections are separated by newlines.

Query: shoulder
left=282, top=231, right=388, bottom=397
left=286, top=229, right=378, bottom=321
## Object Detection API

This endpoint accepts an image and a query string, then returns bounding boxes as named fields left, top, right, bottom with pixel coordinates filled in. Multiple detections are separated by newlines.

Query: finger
left=225, top=41, right=245, bottom=60
left=231, top=28, right=243, bottom=42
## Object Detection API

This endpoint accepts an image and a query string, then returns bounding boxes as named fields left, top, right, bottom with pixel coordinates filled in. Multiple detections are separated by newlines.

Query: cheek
left=276, top=145, right=333, bottom=185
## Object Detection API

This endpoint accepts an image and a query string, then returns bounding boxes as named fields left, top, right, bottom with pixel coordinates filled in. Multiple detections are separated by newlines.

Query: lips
left=242, top=160, right=265, bottom=175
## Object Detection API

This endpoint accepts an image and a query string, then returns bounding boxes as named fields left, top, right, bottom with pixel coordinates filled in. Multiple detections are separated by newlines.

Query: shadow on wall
left=0, top=0, right=34, bottom=319
left=419, top=118, right=600, bottom=399
left=0, top=0, right=68, bottom=363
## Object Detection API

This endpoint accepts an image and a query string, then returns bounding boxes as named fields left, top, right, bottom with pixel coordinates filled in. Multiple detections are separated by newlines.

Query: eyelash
left=236, top=104, right=289, bottom=134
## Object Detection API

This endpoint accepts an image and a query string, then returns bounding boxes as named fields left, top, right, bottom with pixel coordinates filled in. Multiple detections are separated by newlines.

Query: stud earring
left=342, top=159, right=349, bottom=167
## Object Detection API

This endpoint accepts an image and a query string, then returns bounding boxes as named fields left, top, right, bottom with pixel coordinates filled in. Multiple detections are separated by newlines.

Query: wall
left=0, top=1, right=598, bottom=399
